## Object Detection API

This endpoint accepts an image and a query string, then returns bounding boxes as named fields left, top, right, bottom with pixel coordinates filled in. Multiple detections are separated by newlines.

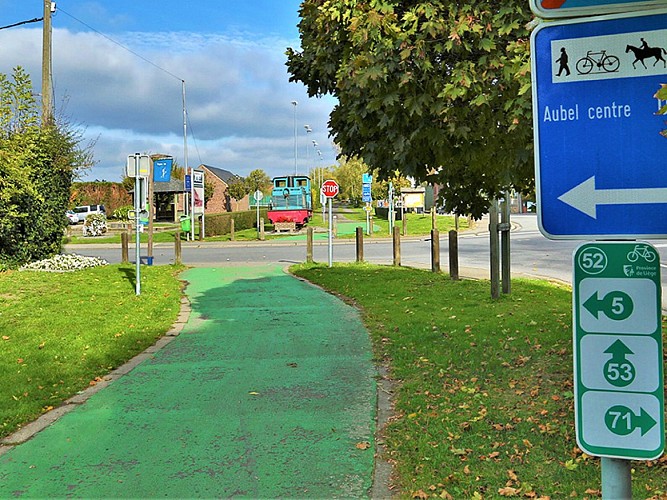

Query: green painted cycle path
left=0, top=265, right=376, bottom=498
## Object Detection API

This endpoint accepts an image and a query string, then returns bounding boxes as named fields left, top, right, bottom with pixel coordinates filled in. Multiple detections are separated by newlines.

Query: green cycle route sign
left=573, top=242, right=664, bottom=460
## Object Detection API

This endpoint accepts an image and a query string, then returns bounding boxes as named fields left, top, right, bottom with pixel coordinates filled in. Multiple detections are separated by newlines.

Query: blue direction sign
left=531, top=0, right=665, bottom=19
left=532, top=10, right=667, bottom=239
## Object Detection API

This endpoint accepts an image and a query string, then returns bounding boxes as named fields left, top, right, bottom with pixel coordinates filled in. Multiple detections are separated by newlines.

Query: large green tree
left=287, top=0, right=534, bottom=217
left=0, top=67, right=93, bottom=268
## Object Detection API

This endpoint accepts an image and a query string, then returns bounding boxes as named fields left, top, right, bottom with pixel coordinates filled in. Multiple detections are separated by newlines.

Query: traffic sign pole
left=322, top=180, right=339, bottom=267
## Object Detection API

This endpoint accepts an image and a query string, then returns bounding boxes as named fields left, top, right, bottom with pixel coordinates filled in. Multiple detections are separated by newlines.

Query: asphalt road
left=67, top=213, right=667, bottom=307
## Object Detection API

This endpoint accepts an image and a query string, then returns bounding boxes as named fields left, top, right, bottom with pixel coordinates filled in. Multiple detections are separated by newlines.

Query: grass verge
left=290, top=263, right=667, bottom=499
left=0, top=264, right=185, bottom=439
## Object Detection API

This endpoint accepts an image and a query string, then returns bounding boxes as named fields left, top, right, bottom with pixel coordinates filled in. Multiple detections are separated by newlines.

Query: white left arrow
left=558, top=176, right=667, bottom=219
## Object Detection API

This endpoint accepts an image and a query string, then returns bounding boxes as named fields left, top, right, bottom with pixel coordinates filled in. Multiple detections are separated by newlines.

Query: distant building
left=199, top=165, right=249, bottom=213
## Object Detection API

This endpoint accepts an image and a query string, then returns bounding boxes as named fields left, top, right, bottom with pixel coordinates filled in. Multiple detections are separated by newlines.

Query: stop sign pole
left=322, top=180, right=339, bottom=267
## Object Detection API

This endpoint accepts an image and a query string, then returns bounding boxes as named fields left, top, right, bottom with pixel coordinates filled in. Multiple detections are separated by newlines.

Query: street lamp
left=291, top=100, right=298, bottom=175
left=304, top=125, right=312, bottom=176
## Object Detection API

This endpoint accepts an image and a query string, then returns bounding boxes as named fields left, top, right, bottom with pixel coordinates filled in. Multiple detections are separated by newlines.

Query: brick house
left=199, top=165, right=249, bottom=214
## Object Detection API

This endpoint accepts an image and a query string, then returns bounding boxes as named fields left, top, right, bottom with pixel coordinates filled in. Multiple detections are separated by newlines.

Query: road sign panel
left=573, top=242, right=664, bottom=460
left=530, top=0, right=665, bottom=19
left=362, top=183, right=372, bottom=203
left=322, top=179, right=339, bottom=198
left=531, top=11, right=667, bottom=239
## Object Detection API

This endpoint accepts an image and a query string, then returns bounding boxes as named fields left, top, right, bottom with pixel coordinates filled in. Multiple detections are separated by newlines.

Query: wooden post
left=392, top=225, right=401, bottom=266
left=356, top=226, right=364, bottom=263
left=431, top=207, right=436, bottom=230
left=306, top=227, right=314, bottom=263
left=501, top=192, right=511, bottom=294
left=402, top=212, right=407, bottom=236
left=431, top=228, right=440, bottom=273
left=369, top=216, right=373, bottom=235
left=489, top=199, right=500, bottom=299
left=198, top=215, right=204, bottom=241
left=230, top=218, right=235, bottom=241
left=449, top=230, right=459, bottom=280
left=174, top=230, right=182, bottom=265
left=260, top=218, right=265, bottom=241
left=121, top=231, right=129, bottom=263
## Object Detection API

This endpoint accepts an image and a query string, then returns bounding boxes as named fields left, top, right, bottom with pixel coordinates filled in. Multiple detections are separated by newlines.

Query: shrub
left=204, top=209, right=268, bottom=236
left=110, top=205, right=133, bottom=221
left=82, top=213, right=108, bottom=237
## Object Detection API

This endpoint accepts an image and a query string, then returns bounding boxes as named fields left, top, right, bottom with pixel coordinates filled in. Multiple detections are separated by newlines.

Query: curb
left=0, top=296, right=192, bottom=456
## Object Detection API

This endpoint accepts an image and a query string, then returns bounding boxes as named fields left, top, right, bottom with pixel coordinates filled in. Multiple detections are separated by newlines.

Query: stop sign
left=322, top=179, right=339, bottom=198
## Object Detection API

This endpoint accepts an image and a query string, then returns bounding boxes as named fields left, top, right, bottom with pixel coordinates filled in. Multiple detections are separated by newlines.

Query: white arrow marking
left=558, top=176, right=667, bottom=219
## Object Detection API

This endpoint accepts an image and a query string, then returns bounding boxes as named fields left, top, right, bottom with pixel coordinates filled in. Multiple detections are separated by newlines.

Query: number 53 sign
left=573, top=242, right=664, bottom=460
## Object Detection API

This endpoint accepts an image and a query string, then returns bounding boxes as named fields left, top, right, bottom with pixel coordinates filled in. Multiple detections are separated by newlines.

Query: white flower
left=20, top=254, right=109, bottom=272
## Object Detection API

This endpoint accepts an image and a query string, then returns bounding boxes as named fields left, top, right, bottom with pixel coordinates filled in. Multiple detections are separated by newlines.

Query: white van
left=73, top=204, right=106, bottom=222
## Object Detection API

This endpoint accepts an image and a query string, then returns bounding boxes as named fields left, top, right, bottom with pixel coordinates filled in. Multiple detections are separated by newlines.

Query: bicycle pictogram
left=626, top=244, right=656, bottom=263
left=576, top=50, right=620, bottom=75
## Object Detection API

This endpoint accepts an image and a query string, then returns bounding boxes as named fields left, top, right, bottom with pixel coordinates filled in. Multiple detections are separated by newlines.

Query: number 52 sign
left=573, top=242, right=664, bottom=460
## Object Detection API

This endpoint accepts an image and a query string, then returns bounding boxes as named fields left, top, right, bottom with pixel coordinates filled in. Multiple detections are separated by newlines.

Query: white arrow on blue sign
left=532, top=10, right=667, bottom=239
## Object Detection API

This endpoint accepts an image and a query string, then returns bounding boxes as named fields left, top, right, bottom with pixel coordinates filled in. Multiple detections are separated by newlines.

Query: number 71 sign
left=573, top=242, right=664, bottom=460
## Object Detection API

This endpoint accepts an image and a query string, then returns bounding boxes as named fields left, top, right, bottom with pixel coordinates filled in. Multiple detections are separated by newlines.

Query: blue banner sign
left=153, top=158, right=173, bottom=182
left=532, top=10, right=667, bottom=239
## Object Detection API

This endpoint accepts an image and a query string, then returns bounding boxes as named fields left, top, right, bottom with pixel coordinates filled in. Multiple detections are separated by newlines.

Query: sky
left=0, top=1, right=338, bottom=182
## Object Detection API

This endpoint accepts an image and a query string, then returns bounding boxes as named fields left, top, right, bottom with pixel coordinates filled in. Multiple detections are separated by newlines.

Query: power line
left=0, top=17, right=42, bottom=31
left=57, top=7, right=183, bottom=82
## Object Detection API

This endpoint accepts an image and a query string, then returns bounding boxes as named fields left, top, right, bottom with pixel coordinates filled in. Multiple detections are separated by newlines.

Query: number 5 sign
left=573, top=242, right=664, bottom=460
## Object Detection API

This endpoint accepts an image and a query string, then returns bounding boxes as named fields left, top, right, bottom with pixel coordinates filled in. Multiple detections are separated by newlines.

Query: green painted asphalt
left=0, top=265, right=377, bottom=498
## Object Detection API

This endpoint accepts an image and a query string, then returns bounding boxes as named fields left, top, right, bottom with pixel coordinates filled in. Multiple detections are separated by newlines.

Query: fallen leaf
left=412, top=490, right=429, bottom=499
left=507, top=470, right=518, bottom=482
left=439, top=490, right=453, bottom=499
left=248, top=391, right=259, bottom=395
left=498, top=486, right=520, bottom=496
left=17, top=358, right=24, bottom=364
left=585, top=488, right=601, bottom=496
left=2, top=336, right=9, bottom=340
left=355, top=442, right=371, bottom=450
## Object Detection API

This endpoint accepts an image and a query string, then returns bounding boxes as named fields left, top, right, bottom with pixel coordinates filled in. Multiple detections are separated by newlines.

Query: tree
left=245, top=169, right=272, bottom=194
left=287, top=0, right=534, bottom=218
left=0, top=67, right=93, bottom=267
left=227, top=176, right=248, bottom=202
left=332, top=156, right=368, bottom=206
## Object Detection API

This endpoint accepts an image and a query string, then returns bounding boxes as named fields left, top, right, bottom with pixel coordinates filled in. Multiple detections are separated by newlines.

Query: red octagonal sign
left=322, top=179, right=339, bottom=198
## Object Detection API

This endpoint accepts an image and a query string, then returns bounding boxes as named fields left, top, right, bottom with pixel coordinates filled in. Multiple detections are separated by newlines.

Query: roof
left=201, top=165, right=240, bottom=184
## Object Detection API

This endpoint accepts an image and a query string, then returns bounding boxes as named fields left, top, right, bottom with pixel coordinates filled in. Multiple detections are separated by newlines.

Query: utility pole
left=41, top=0, right=54, bottom=126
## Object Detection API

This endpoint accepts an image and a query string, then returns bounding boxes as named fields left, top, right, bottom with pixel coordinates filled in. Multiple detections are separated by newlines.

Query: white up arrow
left=558, top=176, right=667, bottom=219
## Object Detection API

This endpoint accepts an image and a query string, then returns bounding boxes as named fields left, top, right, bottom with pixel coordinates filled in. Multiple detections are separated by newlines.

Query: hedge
left=204, top=208, right=269, bottom=236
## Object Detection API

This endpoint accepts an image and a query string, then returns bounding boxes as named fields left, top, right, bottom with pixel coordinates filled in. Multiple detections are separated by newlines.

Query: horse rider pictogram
left=626, top=38, right=667, bottom=69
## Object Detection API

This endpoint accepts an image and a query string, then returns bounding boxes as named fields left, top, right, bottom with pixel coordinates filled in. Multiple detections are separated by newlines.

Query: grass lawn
left=0, top=264, right=184, bottom=439
left=290, top=263, right=667, bottom=499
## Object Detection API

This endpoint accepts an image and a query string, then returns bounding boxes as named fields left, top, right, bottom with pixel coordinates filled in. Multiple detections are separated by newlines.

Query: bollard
left=175, top=230, right=182, bottom=265
left=448, top=230, right=459, bottom=280
left=369, top=216, right=373, bottom=235
left=402, top=213, right=407, bottom=236
left=393, top=225, right=401, bottom=266
left=121, top=231, right=129, bottom=263
left=260, top=218, right=265, bottom=241
left=199, top=215, right=204, bottom=241
left=306, top=227, right=314, bottom=263
left=431, top=228, right=440, bottom=273
left=356, top=226, right=364, bottom=263
left=230, top=218, right=235, bottom=241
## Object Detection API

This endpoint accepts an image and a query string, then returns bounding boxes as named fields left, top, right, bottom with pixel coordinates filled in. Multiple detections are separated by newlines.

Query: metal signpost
left=322, top=179, right=339, bottom=267
left=126, top=154, right=150, bottom=296
left=532, top=10, right=667, bottom=239
left=254, top=189, right=263, bottom=238
left=531, top=7, right=667, bottom=496
left=573, top=242, right=664, bottom=496
left=362, top=173, right=372, bottom=235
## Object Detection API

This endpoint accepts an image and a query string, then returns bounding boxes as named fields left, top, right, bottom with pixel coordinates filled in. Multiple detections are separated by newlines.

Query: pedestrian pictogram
left=573, top=242, right=664, bottom=460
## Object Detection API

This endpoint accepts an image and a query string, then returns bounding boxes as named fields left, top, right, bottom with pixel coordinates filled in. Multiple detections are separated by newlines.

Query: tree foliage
left=287, top=0, right=534, bottom=217
left=0, top=67, right=93, bottom=267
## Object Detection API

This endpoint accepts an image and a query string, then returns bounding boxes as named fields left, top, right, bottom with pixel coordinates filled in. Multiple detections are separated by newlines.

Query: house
left=199, top=165, right=250, bottom=213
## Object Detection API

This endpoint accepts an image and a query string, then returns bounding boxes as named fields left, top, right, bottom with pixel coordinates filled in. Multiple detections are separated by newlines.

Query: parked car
left=73, top=204, right=106, bottom=222
left=66, top=210, right=80, bottom=224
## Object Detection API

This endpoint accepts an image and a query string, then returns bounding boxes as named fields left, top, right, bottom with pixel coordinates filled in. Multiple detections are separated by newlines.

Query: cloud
left=0, top=25, right=337, bottom=182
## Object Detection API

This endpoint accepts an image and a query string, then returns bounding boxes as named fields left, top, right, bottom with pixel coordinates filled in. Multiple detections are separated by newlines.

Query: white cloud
left=0, top=25, right=337, bottom=182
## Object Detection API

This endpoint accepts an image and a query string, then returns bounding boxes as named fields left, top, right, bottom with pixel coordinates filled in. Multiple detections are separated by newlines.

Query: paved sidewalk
left=0, top=265, right=377, bottom=498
